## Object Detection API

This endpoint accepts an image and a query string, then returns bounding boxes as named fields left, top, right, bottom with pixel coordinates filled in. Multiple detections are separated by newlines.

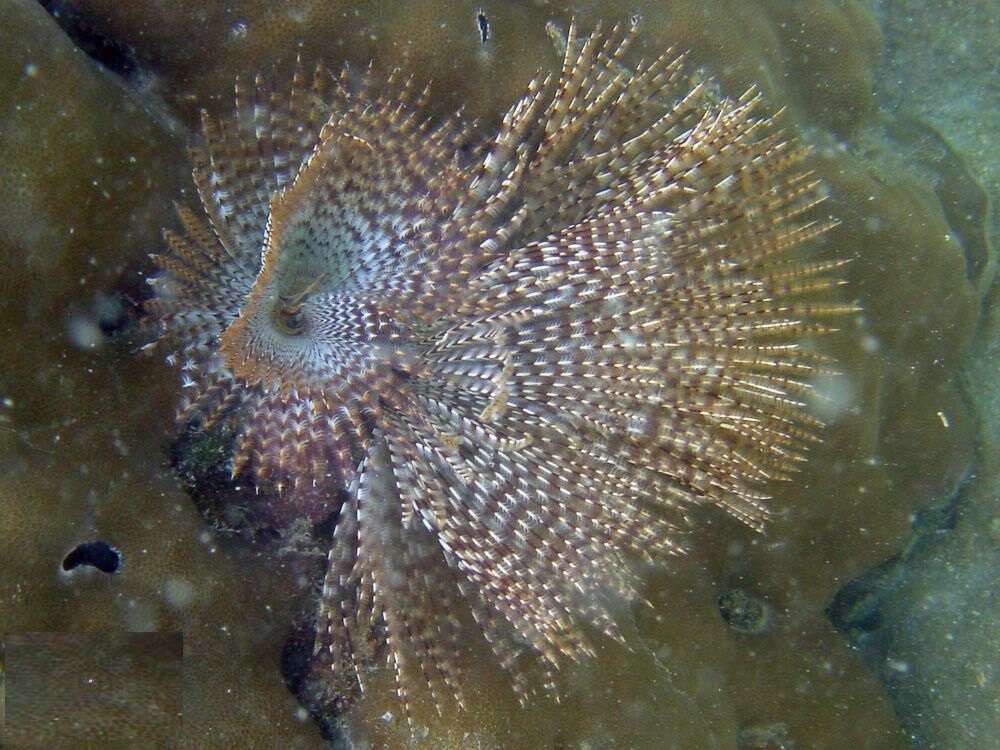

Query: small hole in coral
left=474, top=8, right=490, bottom=45
left=62, top=541, right=123, bottom=574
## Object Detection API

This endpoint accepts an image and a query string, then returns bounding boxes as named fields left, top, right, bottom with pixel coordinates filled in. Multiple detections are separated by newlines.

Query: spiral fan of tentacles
left=147, top=19, right=850, bottom=718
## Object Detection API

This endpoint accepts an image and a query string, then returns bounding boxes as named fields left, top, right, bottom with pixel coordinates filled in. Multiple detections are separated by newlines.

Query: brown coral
left=147, top=19, right=848, bottom=722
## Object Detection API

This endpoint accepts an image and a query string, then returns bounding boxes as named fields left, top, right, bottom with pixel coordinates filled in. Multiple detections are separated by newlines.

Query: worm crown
left=147, top=19, right=848, bottom=721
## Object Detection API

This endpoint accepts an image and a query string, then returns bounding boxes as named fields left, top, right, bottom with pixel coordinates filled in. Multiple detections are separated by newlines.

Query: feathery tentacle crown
left=147, top=19, right=847, bottom=716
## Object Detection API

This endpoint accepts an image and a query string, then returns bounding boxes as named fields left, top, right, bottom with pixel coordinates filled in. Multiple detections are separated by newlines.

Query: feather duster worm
left=147, top=19, right=849, bottom=720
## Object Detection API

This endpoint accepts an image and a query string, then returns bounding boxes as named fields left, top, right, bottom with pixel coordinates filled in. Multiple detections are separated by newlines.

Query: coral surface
left=2, top=632, right=182, bottom=747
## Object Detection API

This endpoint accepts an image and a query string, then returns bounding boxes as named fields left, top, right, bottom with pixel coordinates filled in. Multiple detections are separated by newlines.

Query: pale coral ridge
left=147, top=20, right=845, bottom=721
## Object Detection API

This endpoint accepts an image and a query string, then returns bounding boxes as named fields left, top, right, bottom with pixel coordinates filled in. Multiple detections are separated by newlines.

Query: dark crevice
left=281, top=617, right=354, bottom=748
left=38, top=0, right=139, bottom=80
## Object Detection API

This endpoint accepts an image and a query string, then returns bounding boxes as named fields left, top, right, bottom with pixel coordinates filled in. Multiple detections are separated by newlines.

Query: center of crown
left=271, top=301, right=307, bottom=337
left=267, top=272, right=329, bottom=338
